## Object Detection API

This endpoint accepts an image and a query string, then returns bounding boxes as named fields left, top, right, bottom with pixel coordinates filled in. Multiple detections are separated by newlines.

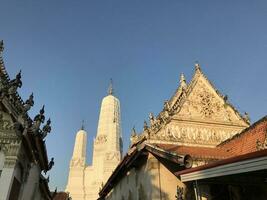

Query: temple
left=66, top=81, right=123, bottom=200
left=98, top=64, right=266, bottom=200
left=0, top=41, right=55, bottom=200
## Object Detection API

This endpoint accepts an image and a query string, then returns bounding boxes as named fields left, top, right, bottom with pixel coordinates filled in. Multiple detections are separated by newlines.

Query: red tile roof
left=175, top=116, right=267, bottom=176
left=218, top=115, right=267, bottom=156
left=176, top=148, right=267, bottom=176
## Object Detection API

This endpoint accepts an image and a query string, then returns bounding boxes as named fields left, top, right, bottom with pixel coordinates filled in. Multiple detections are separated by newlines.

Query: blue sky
left=1, top=0, right=267, bottom=191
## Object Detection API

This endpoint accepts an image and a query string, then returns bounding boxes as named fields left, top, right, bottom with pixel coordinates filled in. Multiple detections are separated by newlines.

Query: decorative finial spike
left=143, top=120, right=148, bottom=131
left=179, top=73, right=187, bottom=90
left=244, top=112, right=250, bottom=124
left=17, top=70, right=22, bottom=79
left=180, top=73, right=185, bottom=83
left=108, top=78, right=114, bottom=95
left=195, top=61, right=201, bottom=71
left=81, top=120, right=85, bottom=130
left=40, top=105, right=45, bottom=114
left=0, top=40, right=4, bottom=54
left=131, top=126, right=136, bottom=136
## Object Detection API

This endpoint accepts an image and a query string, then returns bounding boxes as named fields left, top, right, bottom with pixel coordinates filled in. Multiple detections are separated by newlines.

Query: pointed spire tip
left=108, top=78, right=114, bottom=95
left=81, top=120, right=85, bottom=130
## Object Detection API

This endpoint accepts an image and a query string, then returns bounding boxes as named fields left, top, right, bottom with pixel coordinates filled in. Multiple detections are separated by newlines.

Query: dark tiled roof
left=154, top=144, right=230, bottom=159
left=52, top=192, right=70, bottom=200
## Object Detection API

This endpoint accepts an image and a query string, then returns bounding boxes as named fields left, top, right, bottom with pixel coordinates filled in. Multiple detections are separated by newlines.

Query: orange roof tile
left=218, top=115, right=267, bottom=156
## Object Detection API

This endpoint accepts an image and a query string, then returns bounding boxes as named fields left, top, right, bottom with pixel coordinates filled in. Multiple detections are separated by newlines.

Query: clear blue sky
left=1, top=0, right=267, bottom=191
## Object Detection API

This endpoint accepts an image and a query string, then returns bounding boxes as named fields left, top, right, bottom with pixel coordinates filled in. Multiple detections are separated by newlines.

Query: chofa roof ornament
left=0, top=40, right=4, bottom=55
left=179, top=73, right=187, bottom=90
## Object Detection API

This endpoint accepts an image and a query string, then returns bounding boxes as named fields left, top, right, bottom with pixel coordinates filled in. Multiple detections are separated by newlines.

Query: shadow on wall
left=116, top=155, right=176, bottom=200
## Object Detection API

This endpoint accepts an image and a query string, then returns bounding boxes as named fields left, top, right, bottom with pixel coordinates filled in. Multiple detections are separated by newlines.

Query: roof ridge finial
left=195, top=61, right=201, bottom=71
left=179, top=73, right=187, bottom=90
left=81, top=120, right=85, bottom=130
left=108, top=78, right=114, bottom=95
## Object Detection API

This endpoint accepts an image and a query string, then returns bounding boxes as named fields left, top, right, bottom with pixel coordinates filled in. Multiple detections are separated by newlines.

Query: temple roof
left=99, top=115, right=267, bottom=199
left=217, top=115, right=267, bottom=155
left=167, top=63, right=249, bottom=126
left=131, top=63, right=249, bottom=146
left=154, top=144, right=229, bottom=160
left=98, top=142, right=192, bottom=199
left=0, top=40, right=53, bottom=184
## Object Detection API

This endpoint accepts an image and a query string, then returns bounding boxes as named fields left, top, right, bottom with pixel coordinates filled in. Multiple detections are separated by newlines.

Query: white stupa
left=66, top=81, right=122, bottom=200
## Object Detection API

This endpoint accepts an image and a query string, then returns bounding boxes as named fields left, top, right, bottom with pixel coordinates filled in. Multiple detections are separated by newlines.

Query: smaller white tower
left=66, top=125, right=87, bottom=200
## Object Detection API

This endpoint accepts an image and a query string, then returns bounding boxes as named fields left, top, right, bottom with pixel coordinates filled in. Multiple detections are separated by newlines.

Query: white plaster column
left=0, top=157, right=17, bottom=200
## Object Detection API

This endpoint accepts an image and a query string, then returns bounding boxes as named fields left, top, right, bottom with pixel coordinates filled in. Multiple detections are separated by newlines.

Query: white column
left=0, top=158, right=17, bottom=200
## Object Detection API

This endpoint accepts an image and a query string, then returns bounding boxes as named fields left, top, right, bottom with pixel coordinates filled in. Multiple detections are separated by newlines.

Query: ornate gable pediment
left=136, top=64, right=250, bottom=147
left=176, top=71, right=248, bottom=126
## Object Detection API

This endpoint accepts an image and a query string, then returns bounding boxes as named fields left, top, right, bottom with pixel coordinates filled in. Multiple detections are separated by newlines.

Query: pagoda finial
left=108, top=78, right=114, bottom=95
left=81, top=120, right=85, bottom=130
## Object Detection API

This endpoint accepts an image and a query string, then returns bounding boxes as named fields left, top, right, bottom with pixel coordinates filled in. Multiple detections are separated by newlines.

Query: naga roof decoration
left=0, top=40, right=53, bottom=172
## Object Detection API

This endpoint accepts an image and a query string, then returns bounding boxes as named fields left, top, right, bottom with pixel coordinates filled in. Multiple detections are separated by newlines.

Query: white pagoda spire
left=66, top=81, right=123, bottom=200
left=91, top=80, right=122, bottom=186
left=96, top=80, right=122, bottom=152
left=65, top=125, right=87, bottom=200
left=72, top=126, right=87, bottom=163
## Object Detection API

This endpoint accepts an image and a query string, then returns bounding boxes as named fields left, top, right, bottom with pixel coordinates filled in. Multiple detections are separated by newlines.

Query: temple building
left=66, top=83, right=123, bottom=200
left=97, top=64, right=267, bottom=200
left=0, top=41, right=55, bottom=200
